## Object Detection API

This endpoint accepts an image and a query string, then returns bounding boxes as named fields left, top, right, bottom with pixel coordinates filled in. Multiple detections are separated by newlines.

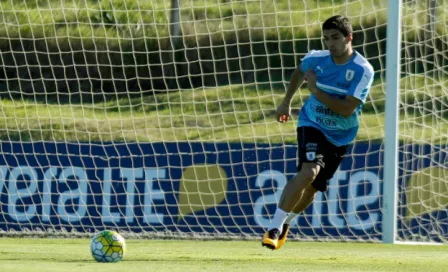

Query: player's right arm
left=283, top=67, right=306, bottom=105
left=276, top=50, right=319, bottom=122
left=276, top=67, right=306, bottom=122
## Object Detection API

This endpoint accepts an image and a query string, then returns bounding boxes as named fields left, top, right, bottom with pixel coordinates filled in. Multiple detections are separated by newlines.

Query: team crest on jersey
left=306, top=152, right=316, bottom=161
left=345, top=69, right=355, bottom=81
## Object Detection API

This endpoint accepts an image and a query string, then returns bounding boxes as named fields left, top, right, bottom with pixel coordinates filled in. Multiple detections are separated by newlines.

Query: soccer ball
left=90, top=230, right=126, bottom=262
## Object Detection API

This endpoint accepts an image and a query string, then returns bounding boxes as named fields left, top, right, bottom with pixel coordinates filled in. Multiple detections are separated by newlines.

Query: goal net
left=398, top=0, right=447, bottom=243
left=0, top=0, right=446, bottom=243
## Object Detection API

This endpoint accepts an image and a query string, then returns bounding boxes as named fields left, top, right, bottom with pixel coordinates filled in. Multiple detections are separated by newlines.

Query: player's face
left=323, top=29, right=352, bottom=58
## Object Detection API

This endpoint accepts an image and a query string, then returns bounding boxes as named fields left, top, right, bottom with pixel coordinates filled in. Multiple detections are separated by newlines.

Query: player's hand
left=304, top=69, right=317, bottom=92
left=276, top=102, right=291, bottom=123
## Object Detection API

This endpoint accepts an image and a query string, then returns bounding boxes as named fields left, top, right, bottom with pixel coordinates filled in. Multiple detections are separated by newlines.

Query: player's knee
left=300, top=164, right=319, bottom=181
left=296, top=164, right=320, bottom=185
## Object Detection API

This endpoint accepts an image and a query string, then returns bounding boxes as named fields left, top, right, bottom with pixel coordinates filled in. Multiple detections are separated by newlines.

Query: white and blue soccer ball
left=90, top=230, right=126, bottom=263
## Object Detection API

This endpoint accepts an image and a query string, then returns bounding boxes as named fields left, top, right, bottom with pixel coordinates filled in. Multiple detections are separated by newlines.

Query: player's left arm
left=304, top=69, right=361, bottom=118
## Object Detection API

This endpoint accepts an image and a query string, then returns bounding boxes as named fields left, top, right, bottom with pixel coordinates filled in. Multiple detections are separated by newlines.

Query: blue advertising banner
left=0, top=142, right=446, bottom=241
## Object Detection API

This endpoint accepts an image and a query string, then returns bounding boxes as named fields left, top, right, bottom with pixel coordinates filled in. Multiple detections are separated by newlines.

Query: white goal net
left=0, top=0, right=446, bottom=243
left=398, top=0, right=447, bottom=243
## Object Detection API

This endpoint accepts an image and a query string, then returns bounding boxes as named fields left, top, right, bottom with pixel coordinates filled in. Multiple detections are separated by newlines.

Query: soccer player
left=262, top=15, right=374, bottom=250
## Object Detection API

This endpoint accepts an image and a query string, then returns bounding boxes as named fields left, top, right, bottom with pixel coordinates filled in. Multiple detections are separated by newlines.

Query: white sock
left=284, top=212, right=298, bottom=224
left=268, top=208, right=289, bottom=231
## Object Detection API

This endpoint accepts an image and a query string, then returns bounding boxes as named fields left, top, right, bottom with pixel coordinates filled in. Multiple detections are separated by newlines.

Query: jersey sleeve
left=348, top=66, right=374, bottom=103
left=299, top=50, right=319, bottom=73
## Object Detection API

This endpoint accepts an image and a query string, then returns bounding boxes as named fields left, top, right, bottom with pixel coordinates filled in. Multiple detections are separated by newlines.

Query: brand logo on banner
left=0, top=142, right=445, bottom=241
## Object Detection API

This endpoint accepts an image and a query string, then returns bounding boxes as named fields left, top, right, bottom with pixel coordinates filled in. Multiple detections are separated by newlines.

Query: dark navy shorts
left=296, top=126, right=347, bottom=192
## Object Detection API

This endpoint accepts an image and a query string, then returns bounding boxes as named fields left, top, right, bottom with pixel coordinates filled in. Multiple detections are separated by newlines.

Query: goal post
left=0, top=1, right=446, bottom=244
left=382, top=0, right=401, bottom=244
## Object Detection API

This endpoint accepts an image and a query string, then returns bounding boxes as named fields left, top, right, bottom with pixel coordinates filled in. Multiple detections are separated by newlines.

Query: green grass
left=0, top=0, right=445, bottom=45
left=0, top=74, right=446, bottom=143
left=0, top=238, right=446, bottom=272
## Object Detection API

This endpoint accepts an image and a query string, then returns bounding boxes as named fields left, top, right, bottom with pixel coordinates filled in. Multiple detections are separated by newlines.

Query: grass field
left=0, top=238, right=446, bottom=272
left=0, top=74, right=446, bottom=143
left=1, top=0, right=445, bottom=42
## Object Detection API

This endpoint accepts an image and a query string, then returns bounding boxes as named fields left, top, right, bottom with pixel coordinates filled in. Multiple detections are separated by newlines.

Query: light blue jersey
left=298, top=50, right=374, bottom=146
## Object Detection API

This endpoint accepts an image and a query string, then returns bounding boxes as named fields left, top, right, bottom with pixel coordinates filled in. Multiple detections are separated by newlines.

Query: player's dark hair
left=322, top=15, right=352, bottom=37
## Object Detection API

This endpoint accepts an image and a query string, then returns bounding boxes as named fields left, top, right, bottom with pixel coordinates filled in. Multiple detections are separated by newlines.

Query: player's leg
left=262, top=127, right=324, bottom=250
left=291, top=185, right=317, bottom=213
left=261, top=164, right=319, bottom=250
left=288, top=138, right=348, bottom=222
left=278, top=162, right=320, bottom=211
left=277, top=185, right=317, bottom=249
left=276, top=141, right=348, bottom=249
left=276, top=134, right=347, bottom=249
